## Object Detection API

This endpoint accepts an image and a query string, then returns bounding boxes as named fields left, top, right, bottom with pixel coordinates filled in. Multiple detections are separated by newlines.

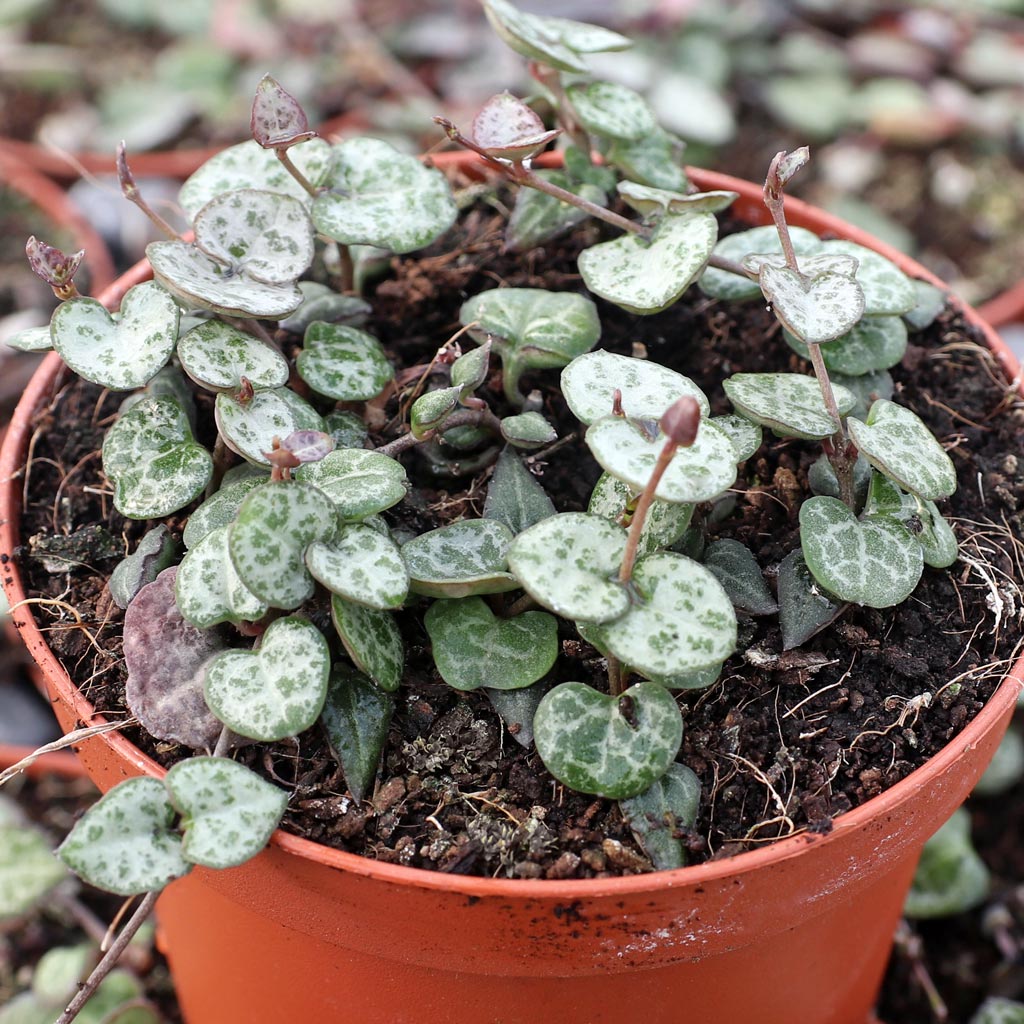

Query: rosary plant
left=4, top=3, right=967, bottom=1016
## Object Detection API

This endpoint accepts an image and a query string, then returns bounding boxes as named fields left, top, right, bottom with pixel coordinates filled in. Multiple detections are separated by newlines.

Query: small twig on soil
left=720, top=752, right=795, bottom=837
left=5, top=597, right=111, bottom=660
left=0, top=720, right=135, bottom=786
left=893, top=920, right=949, bottom=1022
left=55, top=891, right=159, bottom=1024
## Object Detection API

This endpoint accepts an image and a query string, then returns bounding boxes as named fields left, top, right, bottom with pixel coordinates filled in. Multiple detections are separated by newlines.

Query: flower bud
left=660, top=396, right=701, bottom=447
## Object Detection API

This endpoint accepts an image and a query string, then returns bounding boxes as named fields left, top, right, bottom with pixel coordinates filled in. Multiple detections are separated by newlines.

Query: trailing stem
left=275, top=147, right=320, bottom=199
left=375, top=406, right=504, bottom=458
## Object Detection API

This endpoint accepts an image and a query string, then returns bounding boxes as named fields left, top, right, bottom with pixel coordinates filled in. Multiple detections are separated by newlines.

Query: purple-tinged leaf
left=251, top=74, right=316, bottom=150
left=471, top=93, right=561, bottom=162
left=25, top=237, right=83, bottom=292
left=279, top=429, right=336, bottom=464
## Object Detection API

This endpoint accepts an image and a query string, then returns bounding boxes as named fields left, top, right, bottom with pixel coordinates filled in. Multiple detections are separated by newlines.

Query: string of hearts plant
left=4, top=2, right=964, bottom=1020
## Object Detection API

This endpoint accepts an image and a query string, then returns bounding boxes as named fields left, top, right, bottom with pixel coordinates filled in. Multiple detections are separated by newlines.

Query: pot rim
left=1, top=162, right=1020, bottom=901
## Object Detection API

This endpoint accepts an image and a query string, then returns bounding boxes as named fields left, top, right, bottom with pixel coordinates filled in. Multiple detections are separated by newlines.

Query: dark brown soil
left=11, top=195, right=1024, bottom=881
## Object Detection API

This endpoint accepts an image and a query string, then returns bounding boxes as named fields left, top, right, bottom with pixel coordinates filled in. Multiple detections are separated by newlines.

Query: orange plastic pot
left=1, top=165, right=1021, bottom=1024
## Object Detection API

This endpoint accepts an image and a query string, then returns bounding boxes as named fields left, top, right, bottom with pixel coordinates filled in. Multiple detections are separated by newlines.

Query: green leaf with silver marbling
left=864, top=473, right=958, bottom=569
left=567, top=82, right=657, bottom=141
left=182, top=476, right=267, bottom=549
left=507, top=512, right=628, bottom=622
left=425, top=597, right=557, bottom=692
left=711, top=413, right=762, bottom=462
left=403, top=519, right=517, bottom=598
left=460, top=288, right=601, bottom=404
left=586, top=415, right=737, bottom=504
left=178, top=138, right=331, bottom=219
left=848, top=399, right=957, bottom=501
left=102, top=396, right=212, bottom=519
left=500, top=412, right=557, bottom=449
left=312, top=138, right=456, bottom=254
left=109, top=525, right=181, bottom=609
left=606, top=128, right=689, bottom=192
left=534, top=681, right=682, bottom=800
left=331, top=595, right=404, bottom=692
left=619, top=762, right=701, bottom=870
left=820, top=239, right=916, bottom=315
left=203, top=617, right=330, bottom=741
left=215, top=387, right=324, bottom=467
left=588, top=472, right=693, bottom=558
left=228, top=481, right=336, bottom=609
left=969, top=998, right=1024, bottom=1024
left=561, top=350, right=710, bottom=425
left=903, top=280, right=946, bottom=331
left=699, top=225, right=823, bottom=301
left=176, top=525, right=268, bottom=628
left=57, top=778, right=189, bottom=896
left=506, top=172, right=605, bottom=252
left=579, top=211, right=717, bottom=315
left=450, top=340, right=491, bottom=396
left=759, top=264, right=865, bottom=346
left=831, top=368, right=894, bottom=421
left=703, top=539, right=777, bottom=616
left=166, top=757, right=287, bottom=869
left=723, top=372, right=855, bottom=440
left=784, top=315, right=907, bottom=376
left=279, top=281, right=371, bottom=335
left=177, top=320, right=289, bottom=392
left=306, top=523, right=408, bottom=610
left=320, top=664, right=394, bottom=802
left=0, top=826, right=67, bottom=919
left=296, top=448, right=407, bottom=521
left=617, top=182, right=737, bottom=219
left=482, top=447, right=555, bottom=535
left=51, top=282, right=178, bottom=390
left=800, top=496, right=923, bottom=608
left=297, top=322, right=393, bottom=401
left=585, top=552, right=737, bottom=677
left=5, top=325, right=52, bottom=352
left=482, top=0, right=595, bottom=72
left=410, top=386, right=462, bottom=439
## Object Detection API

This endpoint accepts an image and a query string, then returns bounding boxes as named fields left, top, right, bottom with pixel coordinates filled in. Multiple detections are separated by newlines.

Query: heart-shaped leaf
left=134, top=363, right=197, bottom=431
left=483, top=447, right=555, bottom=535
left=183, top=476, right=266, bottom=548
left=507, top=512, right=628, bottom=622
left=534, top=681, right=682, bottom=799
left=619, top=762, right=701, bottom=870
left=617, top=182, right=737, bottom=219
left=124, top=567, right=229, bottom=749
left=325, top=410, right=369, bottom=449
left=166, top=757, right=288, bottom=869
left=460, top=288, right=600, bottom=404
left=229, top=481, right=336, bottom=609
left=102, top=396, right=213, bottom=519
left=296, top=449, right=407, bottom=520
left=699, top=225, right=823, bottom=301
left=785, top=315, right=907, bottom=376
left=177, top=320, right=289, bottom=392
left=711, top=413, right=762, bottom=462
left=58, top=778, right=190, bottom=896
left=331, top=595, right=404, bottom=692
left=848, top=399, right=957, bottom=501
left=149, top=189, right=313, bottom=318
left=425, top=597, right=558, bottom=691
left=578, top=211, right=717, bottom=315
left=203, top=616, right=330, bottom=741
left=820, top=239, right=916, bottom=315
left=566, top=82, right=657, bottom=141
left=744, top=252, right=860, bottom=279
left=903, top=280, right=946, bottom=331
left=703, top=539, right=778, bottom=616
left=176, top=524, right=269, bottom=628
left=312, top=138, right=457, bottom=253
left=109, top=525, right=181, bottom=609
left=30, top=943, right=96, bottom=1006
left=306, top=524, right=408, bottom=609
left=865, top=473, right=958, bottom=568
left=485, top=682, right=547, bottom=749
left=588, top=472, right=694, bottom=558
left=723, top=373, right=856, bottom=440
left=403, top=519, right=517, bottom=598
left=606, top=128, right=688, bottom=192
left=0, top=826, right=66, bottom=919
left=561, top=350, right=709, bottom=425
left=296, top=321, right=393, bottom=401
left=500, top=412, right=557, bottom=449
left=481, top=0, right=590, bottom=72
left=585, top=552, right=737, bottom=677
left=800, top=495, right=924, bottom=608
left=471, top=92, right=561, bottom=161
left=759, top=264, right=865, bottom=345
left=51, top=282, right=179, bottom=390
left=506, top=171, right=605, bottom=252
left=5, top=324, right=53, bottom=352
left=320, top=664, right=394, bottom=802
left=178, top=138, right=331, bottom=219
left=585, top=415, right=737, bottom=504
left=777, top=549, right=845, bottom=651
left=215, top=387, right=325, bottom=466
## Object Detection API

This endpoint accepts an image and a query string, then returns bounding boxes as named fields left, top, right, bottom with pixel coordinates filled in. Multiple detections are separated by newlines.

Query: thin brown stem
left=706, top=252, right=749, bottom=278
left=213, top=726, right=232, bottom=758
left=619, top=438, right=679, bottom=585
left=763, top=153, right=800, bottom=274
left=375, top=407, right=504, bottom=459
left=275, top=147, right=320, bottom=199
left=337, top=244, right=355, bottom=293
left=56, top=892, right=159, bottom=1024
left=607, top=653, right=624, bottom=698
left=504, top=592, right=539, bottom=618
left=206, top=434, right=233, bottom=499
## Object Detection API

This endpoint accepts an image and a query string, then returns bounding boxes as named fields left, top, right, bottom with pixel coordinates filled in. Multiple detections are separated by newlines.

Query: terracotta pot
left=0, top=148, right=116, bottom=295
left=979, top=278, right=1024, bottom=331
left=1, top=163, right=1021, bottom=1024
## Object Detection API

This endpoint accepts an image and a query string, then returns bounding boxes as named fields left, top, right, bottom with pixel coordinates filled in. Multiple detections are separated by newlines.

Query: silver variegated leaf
left=566, top=82, right=657, bottom=141
left=296, top=448, right=407, bottom=520
left=820, top=239, right=916, bottom=315
left=722, top=372, right=856, bottom=440
left=699, top=225, right=823, bottom=301
left=215, top=387, right=325, bottom=466
left=331, top=595, right=404, bottom=692
left=759, top=264, right=865, bottom=346
left=297, top=321, right=393, bottom=401
left=784, top=315, right=907, bottom=376
left=588, top=472, right=694, bottom=558
left=403, top=519, right=517, bottom=598
left=306, top=523, right=409, bottom=609
left=177, top=320, right=289, bottom=392
left=619, top=762, right=701, bottom=871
